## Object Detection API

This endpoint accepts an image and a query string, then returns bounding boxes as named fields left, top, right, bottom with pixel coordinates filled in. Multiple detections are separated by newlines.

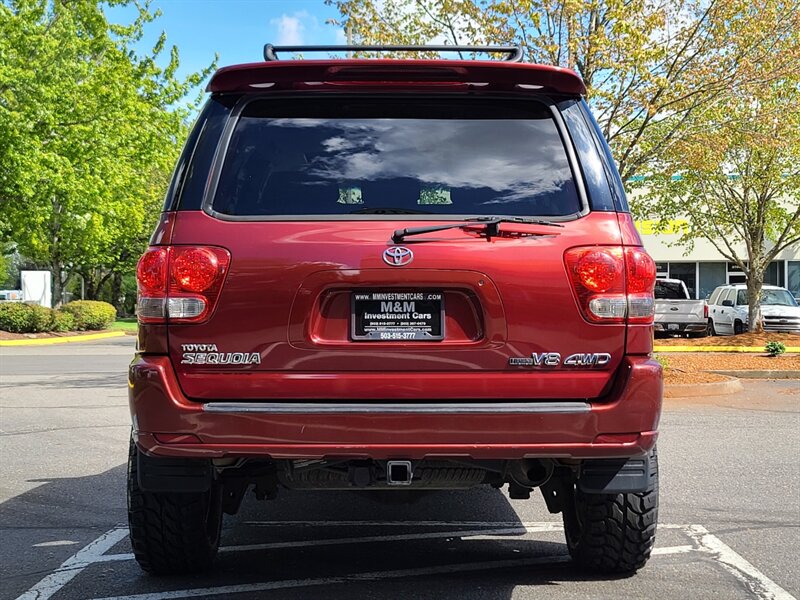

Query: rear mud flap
left=137, top=450, right=212, bottom=493
left=578, top=454, right=651, bottom=494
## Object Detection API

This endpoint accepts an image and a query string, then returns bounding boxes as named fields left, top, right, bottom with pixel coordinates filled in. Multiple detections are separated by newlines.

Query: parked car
left=653, top=278, right=708, bottom=337
left=707, top=284, right=800, bottom=335
left=128, top=44, right=662, bottom=577
left=0, top=290, right=22, bottom=302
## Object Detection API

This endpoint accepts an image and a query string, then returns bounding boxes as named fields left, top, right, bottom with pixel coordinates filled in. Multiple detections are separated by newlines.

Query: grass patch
left=110, top=317, right=138, bottom=332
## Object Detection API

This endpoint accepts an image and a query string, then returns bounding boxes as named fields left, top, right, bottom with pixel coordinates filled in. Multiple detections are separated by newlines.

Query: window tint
left=654, top=280, right=686, bottom=299
left=169, top=97, right=234, bottom=211
left=578, top=100, right=629, bottom=212
left=708, top=287, right=723, bottom=305
left=212, top=99, right=582, bottom=218
left=699, top=262, right=726, bottom=299
left=559, top=100, right=615, bottom=211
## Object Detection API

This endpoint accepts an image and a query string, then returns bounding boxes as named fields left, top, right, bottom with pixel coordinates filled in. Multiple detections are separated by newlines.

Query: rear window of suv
left=211, top=98, right=582, bottom=218
left=654, top=281, right=686, bottom=299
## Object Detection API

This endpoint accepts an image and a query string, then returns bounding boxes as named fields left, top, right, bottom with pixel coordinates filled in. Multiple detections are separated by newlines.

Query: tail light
left=564, top=246, right=656, bottom=324
left=703, top=303, right=709, bottom=319
left=136, top=246, right=231, bottom=324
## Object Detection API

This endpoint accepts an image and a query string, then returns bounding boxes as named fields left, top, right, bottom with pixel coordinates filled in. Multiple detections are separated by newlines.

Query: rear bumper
left=654, top=321, right=706, bottom=333
left=129, top=356, right=662, bottom=461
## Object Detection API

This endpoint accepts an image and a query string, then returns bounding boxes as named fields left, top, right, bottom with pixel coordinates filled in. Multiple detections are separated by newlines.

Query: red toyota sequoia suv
left=128, top=44, right=662, bottom=576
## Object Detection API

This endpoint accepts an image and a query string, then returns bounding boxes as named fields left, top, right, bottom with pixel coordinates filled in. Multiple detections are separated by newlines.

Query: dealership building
left=635, top=219, right=800, bottom=300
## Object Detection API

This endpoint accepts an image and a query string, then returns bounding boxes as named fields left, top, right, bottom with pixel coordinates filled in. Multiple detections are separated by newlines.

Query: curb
left=654, top=345, right=800, bottom=353
left=709, top=370, right=800, bottom=380
left=664, top=375, right=744, bottom=398
left=0, top=331, right=126, bottom=347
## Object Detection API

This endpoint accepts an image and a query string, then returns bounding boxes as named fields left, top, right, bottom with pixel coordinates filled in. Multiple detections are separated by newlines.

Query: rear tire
left=707, top=319, right=716, bottom=337
left=562, top=447, right=658, bottom=574
left=734, top=320, right=745, bottom=335
left=127, top=437, right=223, bottom=575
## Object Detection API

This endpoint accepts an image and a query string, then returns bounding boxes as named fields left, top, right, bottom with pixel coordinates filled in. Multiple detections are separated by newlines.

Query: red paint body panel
left=130, top=355, right=661, bottom=460
left=167, top=211, right=630, bottom=400
left=208, top=59, right=586, bottom=95
left=617, top=212, right=644, bottom=247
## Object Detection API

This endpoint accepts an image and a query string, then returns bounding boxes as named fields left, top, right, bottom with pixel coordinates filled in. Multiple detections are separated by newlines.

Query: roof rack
left=263, top=44, right=524, bottom=63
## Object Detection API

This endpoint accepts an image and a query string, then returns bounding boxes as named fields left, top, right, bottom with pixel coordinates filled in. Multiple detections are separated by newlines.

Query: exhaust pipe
left=386, top=460, right=413, bottom=486
left=509, top=459, right=553, bottom=488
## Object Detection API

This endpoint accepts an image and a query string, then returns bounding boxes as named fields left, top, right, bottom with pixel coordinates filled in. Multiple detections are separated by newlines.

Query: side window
left=708, top=287, right=722, bottom=305
left=176, top=96, right=236, bottom=211
left=722, top=289, right=736, bottom=304
left=578, top=100, right=630, bottom=212
left=559, top=100, right=615, bottom=211
left=736, top=290, right=748, bottom=306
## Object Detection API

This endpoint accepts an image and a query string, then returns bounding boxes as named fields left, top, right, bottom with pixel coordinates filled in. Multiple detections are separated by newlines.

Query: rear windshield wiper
left=391, top=216, right=563, bottom=243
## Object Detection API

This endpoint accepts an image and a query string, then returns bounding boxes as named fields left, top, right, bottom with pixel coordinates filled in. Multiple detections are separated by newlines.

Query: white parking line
left=94, top=522, right=564, bottom=563
left=244, top=519, right=566, bottom=527
left=15, top=527, right=129, bottom=600
left=91, top=529, right=693, bottom=564
left=685, top=525, right=796, bottom=600
left=14, top=523, right=797, bottom=600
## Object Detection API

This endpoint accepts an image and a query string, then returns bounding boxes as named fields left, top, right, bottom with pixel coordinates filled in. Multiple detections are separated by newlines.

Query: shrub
left=52, top=310, right=75, bottom=332
left=0, top=303, right=34, bottom=333
left=62, top=300, right=117, bottom=330
left=29, top=305, right=56, bottom=333
left=765, top=341, right=786, bottom=357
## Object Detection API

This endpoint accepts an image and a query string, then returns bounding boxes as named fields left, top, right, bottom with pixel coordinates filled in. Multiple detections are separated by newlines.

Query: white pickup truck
left=654, top=278, right=709, bottom=338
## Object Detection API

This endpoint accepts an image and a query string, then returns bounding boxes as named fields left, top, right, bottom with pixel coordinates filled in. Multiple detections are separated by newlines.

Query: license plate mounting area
left=351, top=291, right=444, bottom=341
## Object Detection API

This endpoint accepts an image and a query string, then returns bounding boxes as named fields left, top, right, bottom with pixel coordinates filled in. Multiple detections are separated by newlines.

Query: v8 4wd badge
left=508, top=352, right=611, bottom=367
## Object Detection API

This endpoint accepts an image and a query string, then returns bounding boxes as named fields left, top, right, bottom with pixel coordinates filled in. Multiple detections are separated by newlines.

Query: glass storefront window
left=788, top=261, right=800, bottom=300
left=765, top=261, right=780, bottom=286
left=668, top=263, right=696, bottom=299
left=699, top=262, right=726, bottom=299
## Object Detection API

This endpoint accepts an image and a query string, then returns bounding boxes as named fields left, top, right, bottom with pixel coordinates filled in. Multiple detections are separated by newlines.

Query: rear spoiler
left=264, top=44, right=525, bottom=62
left=207, top=47, right=586, bottom=96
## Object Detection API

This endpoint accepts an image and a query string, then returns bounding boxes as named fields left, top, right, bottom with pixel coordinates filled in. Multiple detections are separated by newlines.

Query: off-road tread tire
left=127, top=438, right=222, bottom=575
left=564, top=447, right=658, bottom=574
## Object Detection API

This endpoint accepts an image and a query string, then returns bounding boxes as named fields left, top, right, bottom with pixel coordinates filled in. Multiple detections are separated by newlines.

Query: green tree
left=0, top=0, right=213, bottom=306
left=639, top=80, right=800, bottom=333
left=326, top=0, right=800, bottom=180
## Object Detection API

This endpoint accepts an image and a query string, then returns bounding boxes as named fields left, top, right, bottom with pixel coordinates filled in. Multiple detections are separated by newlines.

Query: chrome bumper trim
left=203, top=401, right=591, bottom=414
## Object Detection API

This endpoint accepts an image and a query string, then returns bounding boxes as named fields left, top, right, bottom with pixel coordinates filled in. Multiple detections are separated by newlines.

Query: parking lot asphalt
left=1, top=337, right=798, bottom=600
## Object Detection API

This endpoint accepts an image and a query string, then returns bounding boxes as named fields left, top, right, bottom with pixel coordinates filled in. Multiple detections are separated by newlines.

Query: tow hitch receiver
left=386, top=460, right=413, bottom=485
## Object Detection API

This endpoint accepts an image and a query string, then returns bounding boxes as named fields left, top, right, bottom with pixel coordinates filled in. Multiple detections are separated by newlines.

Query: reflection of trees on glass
left=337, top=187, right=363, bottom=204
left=419, top=187, right=452, bottom=205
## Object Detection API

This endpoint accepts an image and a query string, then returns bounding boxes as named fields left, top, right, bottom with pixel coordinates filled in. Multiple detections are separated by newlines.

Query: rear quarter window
left=210, top=98, right=583, bottom=218
left=655, top=281, right=686, bottom=299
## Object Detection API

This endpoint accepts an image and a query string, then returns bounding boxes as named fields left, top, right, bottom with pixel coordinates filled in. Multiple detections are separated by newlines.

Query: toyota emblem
left=383, top=246, right=414, bottom=266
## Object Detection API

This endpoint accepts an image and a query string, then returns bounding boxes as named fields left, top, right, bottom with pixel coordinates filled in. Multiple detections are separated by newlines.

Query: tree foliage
left=326, top=0, right=800, bottom=180
left=0, top=0, right=214, bottom=306
left=638, top=79, right=800, bottom=332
